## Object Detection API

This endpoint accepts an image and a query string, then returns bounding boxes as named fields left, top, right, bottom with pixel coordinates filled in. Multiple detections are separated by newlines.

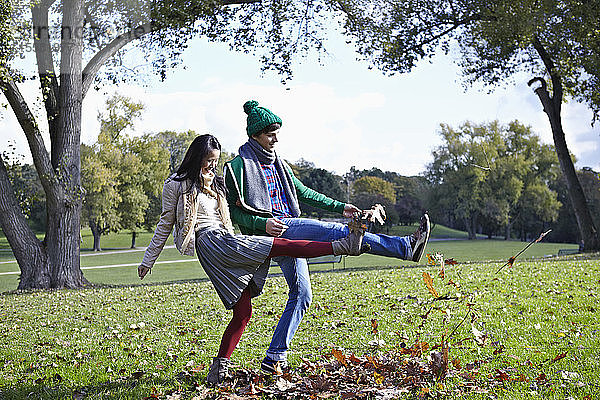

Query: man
left=224, top=100, right=430, bottom=373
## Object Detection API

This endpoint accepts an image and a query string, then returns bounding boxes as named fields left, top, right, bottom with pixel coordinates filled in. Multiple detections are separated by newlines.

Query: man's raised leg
left=280, top=217, right=414, bottom=260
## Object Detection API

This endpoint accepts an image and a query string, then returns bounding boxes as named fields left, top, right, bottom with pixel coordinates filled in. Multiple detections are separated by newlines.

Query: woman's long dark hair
left=173, top=134, right=226, bottom=196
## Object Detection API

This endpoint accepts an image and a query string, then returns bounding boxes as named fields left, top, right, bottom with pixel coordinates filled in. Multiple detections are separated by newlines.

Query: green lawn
left=0, top=226, right=578, bottom=293
left=1, top=254, right=598, bottom=399
left=0, top=239, right=578, bottom=293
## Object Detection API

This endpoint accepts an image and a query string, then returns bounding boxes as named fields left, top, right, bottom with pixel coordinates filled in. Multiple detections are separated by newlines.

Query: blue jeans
left=265, top=217, right=412, bottom=361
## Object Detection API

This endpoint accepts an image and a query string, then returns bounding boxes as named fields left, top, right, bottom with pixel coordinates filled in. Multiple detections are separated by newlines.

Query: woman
left=138, top=134, right=366, bottom=384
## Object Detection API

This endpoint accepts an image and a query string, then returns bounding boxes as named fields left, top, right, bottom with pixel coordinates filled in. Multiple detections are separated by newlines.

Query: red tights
left=217, top=238, right=333, bottom=358
left=217, top=287, right=253, bottom=358
left=268, top=237, right=333, bottom=258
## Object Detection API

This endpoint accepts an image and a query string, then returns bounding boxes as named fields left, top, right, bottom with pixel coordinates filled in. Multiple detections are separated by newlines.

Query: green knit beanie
left=243, top=100, right=282, bottom=137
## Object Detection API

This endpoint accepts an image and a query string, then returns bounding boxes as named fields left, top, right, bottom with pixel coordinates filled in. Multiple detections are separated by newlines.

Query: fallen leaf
left=550, top=352, right=567, bottom=363
left=366, top=355, right=379, bottom=368
left=371, top=319, right=379, bottom=335
left=131, top=371, right=145, bottom=379
left=349, top=354, right=363, bottom=365
left=507, top=256, right=515, bottom=268
left=535, top=373, right=548, bottom=382
left=422, top=272, right=439, bottom=298
left=73, top=390, right=86, bottom=400
left=451, top=358, right=461, bottom=370
left=495, top=369, right=510, bottom=381
left=514, top=374, right=528, bottom=382
left=426, top=253, right=436, bottom=265
left=373, top=371, right=384, bottom=385
left=142, top=387, right=160, bottom=400
left=275, top=377, right=295, bottom=391
left=332, top=348, right=347, bottom=366
left=560, top=371, right=579, bottom=380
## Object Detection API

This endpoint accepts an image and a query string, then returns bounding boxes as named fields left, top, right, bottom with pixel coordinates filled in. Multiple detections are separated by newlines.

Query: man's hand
left=138, top=265, right=151, bottom=280
left=343, top=203, right=361, bottom=219
left=266, top=218, right=288, bottom=237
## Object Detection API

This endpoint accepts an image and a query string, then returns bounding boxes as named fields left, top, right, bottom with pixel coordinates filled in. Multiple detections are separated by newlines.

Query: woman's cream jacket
left=140, top=175, right=234, bottom=268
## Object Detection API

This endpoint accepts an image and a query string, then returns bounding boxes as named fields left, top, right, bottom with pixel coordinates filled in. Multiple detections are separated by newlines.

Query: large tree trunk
left=528, top=41, right=600, bottom=252
left=0, top=0, right=88, bottom=289
left=131, top=231, right=137, bottom=249
left=44, top=0, right=88, bottom=288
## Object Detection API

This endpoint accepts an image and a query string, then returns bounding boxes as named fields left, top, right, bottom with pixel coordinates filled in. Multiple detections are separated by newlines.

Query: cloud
left=2, top=71, right=598, bottom=177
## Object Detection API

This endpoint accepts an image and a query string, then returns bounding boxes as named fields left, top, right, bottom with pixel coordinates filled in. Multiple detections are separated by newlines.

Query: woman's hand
left=138, top=265, right=152, bottom=280
left=201, top=168, right=215, bottom=188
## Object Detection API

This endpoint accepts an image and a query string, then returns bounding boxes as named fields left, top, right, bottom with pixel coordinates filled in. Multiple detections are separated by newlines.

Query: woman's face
left=201, top=149, right=220, bottom=176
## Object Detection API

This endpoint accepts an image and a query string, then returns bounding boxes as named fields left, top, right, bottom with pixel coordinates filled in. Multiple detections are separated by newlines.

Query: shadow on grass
left=3, top=252, right=599, bottom=297
left=0, top=374, right=201, bottom=400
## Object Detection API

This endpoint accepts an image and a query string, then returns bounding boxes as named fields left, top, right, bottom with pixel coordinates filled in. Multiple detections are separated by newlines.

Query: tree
left=294, top=159, right=345, bottom=218
left=81, top=139, right=121, bottom=251
left=82, top=95, right=169, bottom=250
left=119, top=134, right=169, bottom=248
left=155, top=130, right=197, bottom=173
left=426, top=120, right=561, bottom=240
left=340, top=0, right=600, bottom=250
left=0, top=0, right=350, bottom=289
left=550, top=167, right=600, bottom=243
left=82, top=95, right=141, bottom=251
left=352, top=176, right=396, bottom=204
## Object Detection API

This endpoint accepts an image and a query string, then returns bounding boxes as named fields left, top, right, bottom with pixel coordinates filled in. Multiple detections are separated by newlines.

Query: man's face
left=253, top=129, right=279, bottom=151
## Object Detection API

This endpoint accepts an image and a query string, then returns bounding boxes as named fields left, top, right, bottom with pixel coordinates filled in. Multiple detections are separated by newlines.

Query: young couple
left=138, top=100, right=431, bottom=384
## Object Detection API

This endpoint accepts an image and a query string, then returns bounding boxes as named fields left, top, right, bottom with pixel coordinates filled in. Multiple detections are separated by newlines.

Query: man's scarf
left=238, top=139, right=301, bottom=217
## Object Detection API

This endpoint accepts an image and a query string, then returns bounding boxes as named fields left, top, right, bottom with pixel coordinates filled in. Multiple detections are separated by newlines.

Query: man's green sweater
left=224, top=155, right=345, bottom=235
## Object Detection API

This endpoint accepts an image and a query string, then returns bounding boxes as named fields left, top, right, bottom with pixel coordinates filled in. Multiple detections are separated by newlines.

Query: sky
left=1, top=32, right=599, bottom=177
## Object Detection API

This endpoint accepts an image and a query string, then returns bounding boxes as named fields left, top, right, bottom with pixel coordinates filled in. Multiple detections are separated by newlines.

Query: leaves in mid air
left=422, top=272, right=439, bottom=298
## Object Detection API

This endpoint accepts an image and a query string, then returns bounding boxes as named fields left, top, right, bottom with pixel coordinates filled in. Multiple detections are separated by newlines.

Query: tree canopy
left=82, top=95, right=169, bottom=251
left=426, top=120, right=561, bottom=239
left=0, top=0, right=359, bottom=289
left=341, top=0, right=599, bottom=119
left=339, top=0, right=600, bottom=250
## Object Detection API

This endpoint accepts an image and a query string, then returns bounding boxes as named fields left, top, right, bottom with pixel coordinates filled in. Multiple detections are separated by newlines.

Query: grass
left=0, top=226, right=578, bottom=293
left=0, top=225, right=589, bottom=398
left=1, top=254, right=598, bottom=399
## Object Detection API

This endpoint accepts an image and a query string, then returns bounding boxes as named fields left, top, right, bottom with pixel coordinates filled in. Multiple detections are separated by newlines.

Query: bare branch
left=1, top=74, right=55, bottom=193
left=400, top=15, right=487, bottom=56
left=81, top=23, right=153, bottom=98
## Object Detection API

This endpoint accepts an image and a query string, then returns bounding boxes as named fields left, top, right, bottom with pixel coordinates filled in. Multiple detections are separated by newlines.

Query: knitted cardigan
left=141, top=175, right=234, bottom=268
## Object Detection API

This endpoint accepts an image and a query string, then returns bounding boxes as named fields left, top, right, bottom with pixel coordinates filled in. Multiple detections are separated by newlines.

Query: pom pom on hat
left=243, top=100, right=282, bottom=137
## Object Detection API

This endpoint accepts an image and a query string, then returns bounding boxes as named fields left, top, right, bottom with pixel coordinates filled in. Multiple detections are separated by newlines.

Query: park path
left=0, top=246, right=184, bottom=275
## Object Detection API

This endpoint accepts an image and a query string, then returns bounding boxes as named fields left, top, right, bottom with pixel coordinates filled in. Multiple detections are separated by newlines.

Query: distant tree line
left=2, top=105, right=598, bottom=245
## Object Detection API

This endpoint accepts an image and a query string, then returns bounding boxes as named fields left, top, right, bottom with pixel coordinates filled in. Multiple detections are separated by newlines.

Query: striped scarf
left=238, top=139, right=301, bottom=217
